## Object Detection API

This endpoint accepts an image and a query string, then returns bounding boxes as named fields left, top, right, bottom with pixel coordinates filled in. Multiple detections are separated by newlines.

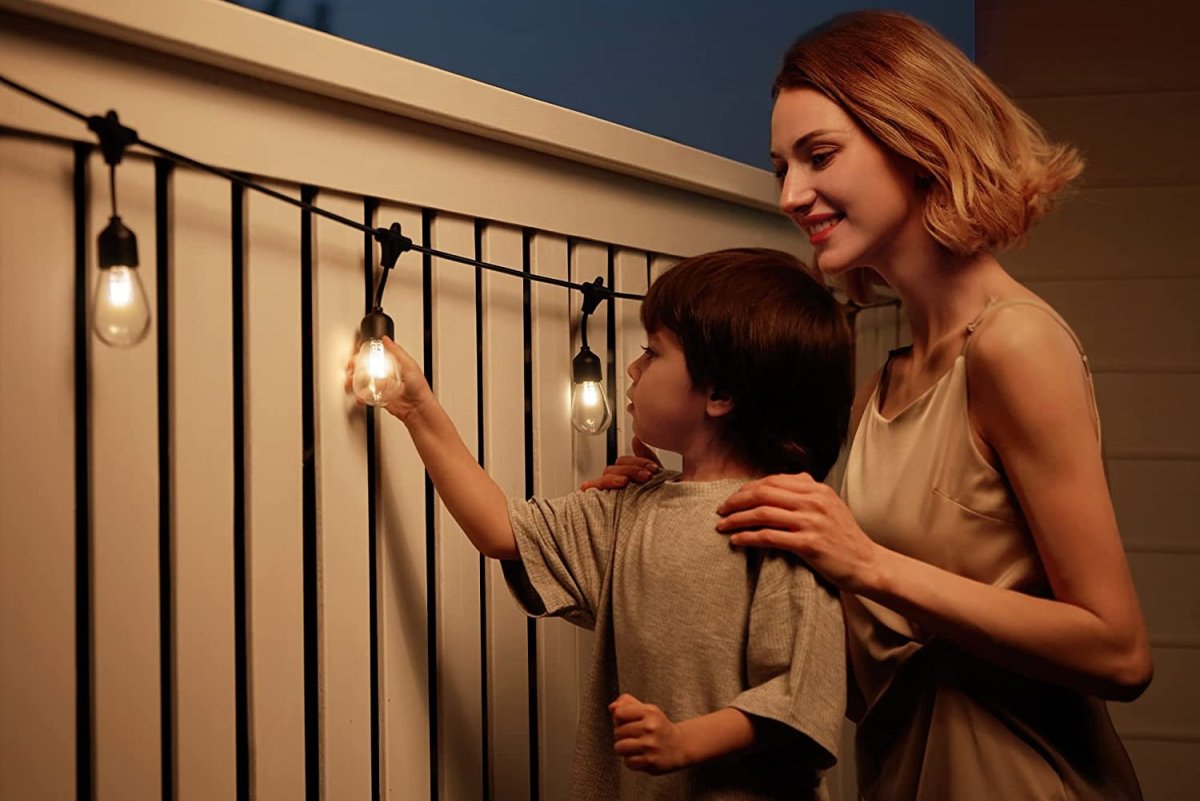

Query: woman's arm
left=717, top=313, right=1152, bottom=701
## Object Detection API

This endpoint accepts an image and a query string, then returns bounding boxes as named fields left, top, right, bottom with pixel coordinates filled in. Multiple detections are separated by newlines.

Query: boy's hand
left=609, top=693, right=689, bottom=775
left=579, top=437, right=662, bottom=490
left=344, top=336, right=434, bottom=423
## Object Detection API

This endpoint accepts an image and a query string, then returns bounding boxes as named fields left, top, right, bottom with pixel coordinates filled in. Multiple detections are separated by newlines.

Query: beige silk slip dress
left=841, top=299, right=1143, bottom=800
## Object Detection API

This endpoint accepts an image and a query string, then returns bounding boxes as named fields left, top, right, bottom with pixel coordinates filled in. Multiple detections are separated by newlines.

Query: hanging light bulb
left=570, top=276, right=612, bottom=434
left=92, top=215, right=150, bottom=347
left=87, top=109, right=149, bottom=347
left=571, top=344, right=611, bottom=434
left=352, top=309, right=403, bottom=407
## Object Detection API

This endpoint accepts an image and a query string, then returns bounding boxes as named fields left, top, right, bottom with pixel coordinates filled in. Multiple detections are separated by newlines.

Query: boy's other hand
left=609, top=693, right=688, bottom=775
left=343, top=337, right=434, bottom=423
left=579, top=437, right=662, bottom=490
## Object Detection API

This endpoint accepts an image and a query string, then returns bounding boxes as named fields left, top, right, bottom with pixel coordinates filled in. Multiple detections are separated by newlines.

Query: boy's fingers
left=608, top=693, right=637, bottom=710
left=612, top=721, right=645, bottom=741
left=613, top=738, right=645, bottom=757
left=611, top=705, right=645, bottom=724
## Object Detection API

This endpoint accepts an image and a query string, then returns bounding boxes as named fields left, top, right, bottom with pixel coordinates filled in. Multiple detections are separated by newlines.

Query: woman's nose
left=779, top=171, right=816, bottom=216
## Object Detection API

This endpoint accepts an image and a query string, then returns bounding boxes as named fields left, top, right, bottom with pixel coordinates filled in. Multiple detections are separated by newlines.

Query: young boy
left=372, top=248, right=852, bottom=800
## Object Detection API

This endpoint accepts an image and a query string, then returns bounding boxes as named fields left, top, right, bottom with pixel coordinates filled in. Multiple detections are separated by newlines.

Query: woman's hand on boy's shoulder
left=579, top=437, right=662, bottom=490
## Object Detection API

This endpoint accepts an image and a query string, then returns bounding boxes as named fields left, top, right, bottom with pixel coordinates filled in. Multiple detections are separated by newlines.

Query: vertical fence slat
left=244, top=180, right=307, bottom=801
left=481, top=222, right=532, bottom=801
left=89, top=154, right=162, bottom=801
left=612, top=249, right=649, bottom=459
left=171, top=167, right=238, bottom=800
left=568, top=241, right=608, bottom=696
left=313, top=192, right=373, bottom=800
left=0, top=138, right=78, bottom=801
left=527, top=232, right=577, bottom=801
left=375, top=202, right=432, bottom=801
left=429, top=212, right=486, bottom=800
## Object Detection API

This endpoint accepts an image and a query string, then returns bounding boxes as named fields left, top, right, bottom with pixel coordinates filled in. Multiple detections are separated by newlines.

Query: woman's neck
left=871, top=247, right=1023, bottom=359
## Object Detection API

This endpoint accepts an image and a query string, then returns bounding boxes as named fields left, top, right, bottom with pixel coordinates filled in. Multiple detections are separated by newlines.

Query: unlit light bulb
left=93, top=216, right=150, bottom=347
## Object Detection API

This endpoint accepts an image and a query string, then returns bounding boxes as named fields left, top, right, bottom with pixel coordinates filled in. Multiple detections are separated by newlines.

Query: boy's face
left=625, top=328, right=710, bottom=453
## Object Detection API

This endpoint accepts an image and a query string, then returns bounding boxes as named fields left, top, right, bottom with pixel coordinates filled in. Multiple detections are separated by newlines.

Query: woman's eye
left=810, top=150, right=835, bottom=168
left=772, top=163, right=787, bottom=180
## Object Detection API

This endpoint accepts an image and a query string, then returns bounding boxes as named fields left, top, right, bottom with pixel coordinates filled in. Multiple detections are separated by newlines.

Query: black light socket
left=98, top=215, right=139, bottom=269
left=360, top=309, right=395, bottom=341
left=572, top=345, right=602, bottom=383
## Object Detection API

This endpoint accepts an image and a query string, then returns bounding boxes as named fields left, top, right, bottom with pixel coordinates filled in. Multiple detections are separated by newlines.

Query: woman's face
left=770, top=87, right=926, bottom=276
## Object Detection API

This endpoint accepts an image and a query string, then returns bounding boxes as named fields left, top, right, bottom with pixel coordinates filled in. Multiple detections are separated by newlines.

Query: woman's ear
left=706, top=389, right=735, bottom=419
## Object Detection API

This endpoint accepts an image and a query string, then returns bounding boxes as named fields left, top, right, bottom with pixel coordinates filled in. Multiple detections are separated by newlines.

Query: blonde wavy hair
left=774, top=11, right=1083, bottom=299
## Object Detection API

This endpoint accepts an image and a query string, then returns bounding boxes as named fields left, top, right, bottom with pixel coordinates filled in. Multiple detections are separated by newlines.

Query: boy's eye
left=640, top=346, right=656, bottom=358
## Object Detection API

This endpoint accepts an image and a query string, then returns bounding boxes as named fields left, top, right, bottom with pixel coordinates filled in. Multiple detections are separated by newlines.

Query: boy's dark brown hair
left=641, top=248, right=852, bottom=480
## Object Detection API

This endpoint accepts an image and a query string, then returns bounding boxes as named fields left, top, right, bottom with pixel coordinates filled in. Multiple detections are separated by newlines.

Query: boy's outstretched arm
left=359, top=337, right=517, bottom=560
left=609, top=694, right=764, bottom=774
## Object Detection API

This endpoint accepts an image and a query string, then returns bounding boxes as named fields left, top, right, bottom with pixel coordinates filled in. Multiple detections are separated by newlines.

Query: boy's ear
left=705, top=388, right=735, bottom=419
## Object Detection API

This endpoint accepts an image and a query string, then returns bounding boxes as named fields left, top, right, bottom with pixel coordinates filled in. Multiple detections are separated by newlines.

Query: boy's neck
left=676, top=446, right=759, bottom=483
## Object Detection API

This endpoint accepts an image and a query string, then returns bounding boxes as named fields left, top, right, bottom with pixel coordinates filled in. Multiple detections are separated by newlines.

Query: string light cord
left=0, top=73, right=645, bottom=303
left=2, top=73, right=901, bottom=320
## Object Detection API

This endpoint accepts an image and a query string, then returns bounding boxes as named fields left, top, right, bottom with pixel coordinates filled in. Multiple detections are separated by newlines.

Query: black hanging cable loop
left=87, top=110, right=137, bottom=218
left=0, top=73, right=646, bottom=303
left=577, top=276, right=607, bottom=351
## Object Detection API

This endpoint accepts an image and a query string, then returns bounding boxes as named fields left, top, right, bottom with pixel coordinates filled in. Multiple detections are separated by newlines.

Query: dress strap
left=961, top=298, right=1101, bottom=441
left=963, top=298, right=1088, bottom=361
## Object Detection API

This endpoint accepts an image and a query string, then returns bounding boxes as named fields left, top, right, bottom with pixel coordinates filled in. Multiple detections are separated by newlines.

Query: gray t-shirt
left=504, top=472, right=845, bottom=800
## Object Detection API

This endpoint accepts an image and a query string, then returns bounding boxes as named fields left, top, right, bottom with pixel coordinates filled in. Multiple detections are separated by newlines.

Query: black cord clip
left=374, top=222, right=413, bottom=271
left=87, top=110, right=138, bottom=167
left=580, top=276, right=607, bottom=317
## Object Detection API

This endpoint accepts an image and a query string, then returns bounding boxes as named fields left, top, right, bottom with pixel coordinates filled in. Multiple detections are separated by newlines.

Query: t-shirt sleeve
left=727, top=552, right=846, bottom=767
left=501, top=488, right=620, bottom=630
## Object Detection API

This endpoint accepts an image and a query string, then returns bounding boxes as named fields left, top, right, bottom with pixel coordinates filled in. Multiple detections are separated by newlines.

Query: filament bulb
left=93, top=265, right=151, bottom=347
left=571, top=379, right=611, bottom=434
left=93, top=215, right=150, bottom=347
left=570, top=344, right=611, bottom=434
left=353, top=337, right=402, bottom=407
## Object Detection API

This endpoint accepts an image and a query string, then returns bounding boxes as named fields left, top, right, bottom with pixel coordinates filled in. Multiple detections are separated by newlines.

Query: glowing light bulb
left=352, top=310, right=403, bottom=407
left=571, top=346, right=611, bottom=434
left=571, top=379, right=611, bottom=434
left=92, top=216, right=150, bottom=347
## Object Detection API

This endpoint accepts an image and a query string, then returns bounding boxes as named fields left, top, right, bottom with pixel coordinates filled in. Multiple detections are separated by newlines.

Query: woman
left=592, top=11, right=1151, bottom=800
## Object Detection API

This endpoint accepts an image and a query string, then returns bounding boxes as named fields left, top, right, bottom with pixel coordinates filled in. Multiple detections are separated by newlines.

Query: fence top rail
left=0, top=0, right=781, bottom=212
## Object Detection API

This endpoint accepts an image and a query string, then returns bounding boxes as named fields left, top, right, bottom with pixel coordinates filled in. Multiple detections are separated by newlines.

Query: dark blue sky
left=231, top=1, right=974, bottom=168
